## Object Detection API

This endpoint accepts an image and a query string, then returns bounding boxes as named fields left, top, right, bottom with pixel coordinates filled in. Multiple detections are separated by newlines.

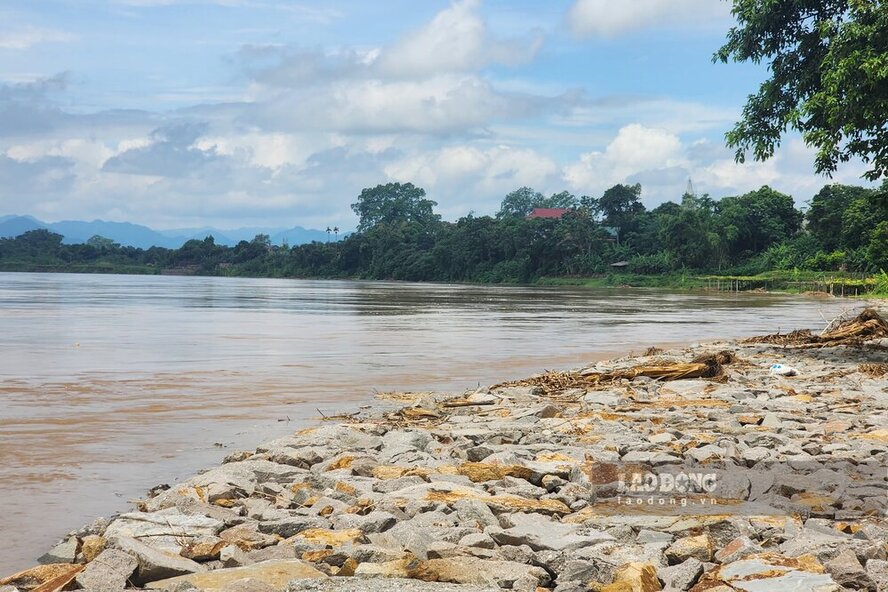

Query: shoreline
left=1, top=267, right=885, bottom=300
left=4, top=316, right=888, bottom=591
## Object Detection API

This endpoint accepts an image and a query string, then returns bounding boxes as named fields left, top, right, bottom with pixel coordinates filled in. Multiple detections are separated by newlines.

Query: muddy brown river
left=0, top=272, right=859, bottom=573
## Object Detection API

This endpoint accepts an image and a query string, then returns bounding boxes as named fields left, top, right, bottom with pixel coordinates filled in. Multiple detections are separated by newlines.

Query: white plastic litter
left=769, top=364, right=799, bottom=377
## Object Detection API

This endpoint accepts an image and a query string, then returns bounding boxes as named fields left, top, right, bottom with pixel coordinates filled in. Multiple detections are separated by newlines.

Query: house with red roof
left=526, top=208, right=569, bottom=219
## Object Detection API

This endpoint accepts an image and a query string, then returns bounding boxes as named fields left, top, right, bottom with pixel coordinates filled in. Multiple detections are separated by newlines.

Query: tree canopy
left=717, top=0, right=888, bottom=180
left=351, top=182, right=440, bottom=232
left=496, top=187, right=580, bottom=218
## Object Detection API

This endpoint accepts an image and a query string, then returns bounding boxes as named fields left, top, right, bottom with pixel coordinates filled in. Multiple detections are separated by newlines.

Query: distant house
left=526, top=208, right=569, bottom=220
left=602, top=226, right=619, bottom=243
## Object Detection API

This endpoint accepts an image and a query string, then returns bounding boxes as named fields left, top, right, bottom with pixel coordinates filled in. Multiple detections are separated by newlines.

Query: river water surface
left=0, top=272, right=860, bottom=573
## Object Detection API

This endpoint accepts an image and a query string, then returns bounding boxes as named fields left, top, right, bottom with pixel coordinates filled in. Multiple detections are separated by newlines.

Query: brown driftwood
left=744, top=308, right=888, bottom=348
left=0, top=563, right=84, bottom=592
left=492, top=351, right=734, bottom=395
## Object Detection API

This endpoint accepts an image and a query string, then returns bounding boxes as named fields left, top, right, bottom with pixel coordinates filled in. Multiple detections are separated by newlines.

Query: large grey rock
left=269, top=447, right=328, bottom=469
left=714, top=536, right=762, bottom=564
left=367, top=521, right=436, bottom=559
left=488, top=512, right=612, bottom=551
left=104, top=509, right=223, bottom=553
left=583, top=391, right=621, bottom=406
left=453, top=499, right=499, bottom=529
left=355, top=557, right=549, bottom=590
left=824, top=549, right=875, bottom=591
left=331, top=511, right=397, bottom=534
left=659, top=558, right=703, bottom=591
left=75, top=548, right=138, bottom=592
left=459, top=532, right=495, bottom=549
left=108, top=535, right=205, bottom=585
left=715, top=557, right=840, bottom=592
left=379, top=430, right=432, bottom=462
left=865, top=559, right=888, bottom=591
left=558, top=559, right=612, bottom=583
left=220, top=544, right=254, bottom=568
left=257, top=515, right=328, bottom=538
left=37, top=537, right=78, bottom=564
left=780, top=527, right=879, bottom=564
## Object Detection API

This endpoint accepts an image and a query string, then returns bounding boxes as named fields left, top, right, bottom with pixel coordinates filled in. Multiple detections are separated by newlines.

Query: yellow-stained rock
left=457, top=462, right=535, bottom=483
left=336, top=557, right=358, bottom=576
left=219, top=523, right=281, bottom=551
left=737, top=414, right=763, bottom=425
left=400, top=407, right=440, bottom=420
left=327, top=455, right=354, bottom=470
left=535, top=452, right=574, bottom=462
left=302, top=549, right=333, bottom=562
left=860, top=429, right=888, bottom=443
left=792, top=492, right=836, bottom=512
left=180, top=537, right=226, bottom=561
left=291, top=528, right=364, bottom=547
left=423, top=489, right=570, bottom=515
left=80, top=535, right=106, bottom=563
left=335, top=481, right=357, bottom=497
left=144, top=559, right=325, bottom=590
left=665, top=534, right=713, bottom=563
left=372, top=464, right=458, bottom=480
left=372, top=465, right=410, bottom=480
left=354, top=558, right=411, bottom=578
left=608, top=562, right=661, bottom=592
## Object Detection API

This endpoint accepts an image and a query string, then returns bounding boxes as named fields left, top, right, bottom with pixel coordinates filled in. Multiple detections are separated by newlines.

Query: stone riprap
left=3, top=333, right=887, bottom=592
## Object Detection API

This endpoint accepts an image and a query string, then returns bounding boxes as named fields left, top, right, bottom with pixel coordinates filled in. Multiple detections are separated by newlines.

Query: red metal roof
left=526, top=208, right=568, bottom=219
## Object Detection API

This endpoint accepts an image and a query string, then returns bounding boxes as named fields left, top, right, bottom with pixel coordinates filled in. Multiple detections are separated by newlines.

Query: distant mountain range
left=0, top=215, right=343, bottom=249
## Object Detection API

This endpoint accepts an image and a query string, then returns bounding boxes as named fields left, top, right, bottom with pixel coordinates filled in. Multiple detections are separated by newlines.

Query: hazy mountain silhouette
left=0, top=216, right=338, bottom=248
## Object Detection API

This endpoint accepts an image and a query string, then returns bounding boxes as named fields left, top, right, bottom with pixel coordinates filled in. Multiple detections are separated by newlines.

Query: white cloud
left=566, top=0, right=732, bottom=38
left=194, top=131, right=317, bottom=170
left=0, top=27, right=75, bottom=50
left=243, top=73, right=547, bottom=135
left=386, top=144, right=558, bottom=189
left=564, top=124, right=685, bottom=195
left=563, top=125, right=875, bottom=207
left=376, top=0, right=542, bottom=78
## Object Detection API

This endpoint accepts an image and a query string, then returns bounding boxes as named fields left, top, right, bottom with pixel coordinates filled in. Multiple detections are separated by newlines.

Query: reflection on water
left=0, top=272, right=859, bottom=573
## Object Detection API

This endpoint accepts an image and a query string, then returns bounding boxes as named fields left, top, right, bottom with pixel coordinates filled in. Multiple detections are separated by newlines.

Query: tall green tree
left=717, top=0, right=888, bottom=180
left=806, top=184, right=873, bottom=250
left=545, top=191, right=580, bottom=210
left=497, top=187, right=545, bottom=219
left=351, top=182, right=439, bottom=232
left=598, top=183, right=645, bottom=233
left=716, top=186, right=803, bottom=259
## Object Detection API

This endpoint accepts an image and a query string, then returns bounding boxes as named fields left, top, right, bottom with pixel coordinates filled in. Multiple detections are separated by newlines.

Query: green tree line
left=2, top=181, right=887, bottom=283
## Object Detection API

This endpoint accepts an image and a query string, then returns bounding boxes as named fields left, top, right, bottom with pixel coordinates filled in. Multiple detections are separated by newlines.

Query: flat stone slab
left=145, top=559, right=326, bottom=591
left=286, top=578, right=499, bottom=592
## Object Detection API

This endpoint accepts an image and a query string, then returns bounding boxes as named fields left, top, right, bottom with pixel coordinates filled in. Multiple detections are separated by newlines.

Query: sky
left=0, top=0, right=875, bottom=231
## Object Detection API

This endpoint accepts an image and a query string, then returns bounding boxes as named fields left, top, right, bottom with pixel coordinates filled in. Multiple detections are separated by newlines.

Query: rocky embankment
left=3, top=312, right=888, bottom=592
